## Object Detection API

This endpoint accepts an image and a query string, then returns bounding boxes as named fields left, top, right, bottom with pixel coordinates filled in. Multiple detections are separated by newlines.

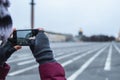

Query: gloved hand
left=29, top=30, right=56, bottom=64
left=0, top=40, right=21, bottom=67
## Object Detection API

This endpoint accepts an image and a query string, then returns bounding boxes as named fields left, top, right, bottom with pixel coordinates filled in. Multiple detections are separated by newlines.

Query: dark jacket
left=0, top=62, right=66, bottom=80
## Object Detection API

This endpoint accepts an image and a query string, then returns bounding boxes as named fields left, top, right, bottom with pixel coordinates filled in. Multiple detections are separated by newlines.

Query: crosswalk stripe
left=56, top=46, right=103, bottom=61
left=55, top=49, right=77, bottom=56
left=8, top=45, right=102, bottom=64
left=17, top=60, right=36, bottom=65
left=8, top=44, right=105, bottom=76
left=113, top=43, right=120, bottom=54
left=17, top=48, right=92, bottom=66
left=61, top=47, right=101, bottom=67
left=17, top=49, right=86, bottom=65
left=9, top=47, right=95, bottom=76
left=9, top=48, right=83, bottom=64
left=67, top=46, right=107, bottom=80
left=8, top=64, right=39, bottom=76
left=7, top=56, right=33, bottom=63
left=104, top=45, right=112, bottom=71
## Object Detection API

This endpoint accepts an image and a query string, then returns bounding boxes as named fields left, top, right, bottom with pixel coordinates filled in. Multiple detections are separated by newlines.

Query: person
left=0, top=30, right=66, bottom=80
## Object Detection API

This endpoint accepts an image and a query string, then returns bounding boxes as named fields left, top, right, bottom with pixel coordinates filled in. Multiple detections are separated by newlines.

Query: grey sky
left=9, top=0, right=120, bottom=37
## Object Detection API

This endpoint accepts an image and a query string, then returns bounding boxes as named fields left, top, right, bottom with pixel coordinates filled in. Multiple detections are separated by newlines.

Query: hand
left=0, top=40, right=21, bottom=67
left=0, top=29, right=21, bottom=67
left=29, top=30, right=56, bottom=64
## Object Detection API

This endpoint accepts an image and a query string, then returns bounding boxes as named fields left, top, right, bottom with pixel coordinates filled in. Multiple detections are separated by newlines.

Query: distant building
left=78, top=28, right=83, bottom=41
left=79, top=28, right=83, bottom=36
left=45, top=31, right=73, bottom=42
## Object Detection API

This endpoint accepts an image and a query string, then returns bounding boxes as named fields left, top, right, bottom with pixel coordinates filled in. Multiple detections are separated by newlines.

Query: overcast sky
left=9, top=0, right=120, bottom=37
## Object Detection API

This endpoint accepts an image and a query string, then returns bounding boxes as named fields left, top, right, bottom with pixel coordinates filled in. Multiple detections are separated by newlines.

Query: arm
left=29, top=31, right=66, bottom=80
left=39, top=62, right=66, bottom=80
left=0, top=63, right=10, bottom=80
left=0, top=40, right=21, bottom=80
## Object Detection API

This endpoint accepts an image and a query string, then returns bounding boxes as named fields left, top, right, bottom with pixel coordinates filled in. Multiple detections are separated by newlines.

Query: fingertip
left=13, top=28, right=16, bottom=31
left=38, top=28, right=44, bottom=31
left=14, top=45, right=22, bottom=50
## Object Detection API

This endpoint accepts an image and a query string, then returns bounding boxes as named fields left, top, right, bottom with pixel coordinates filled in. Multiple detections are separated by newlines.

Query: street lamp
left=30, top=0, right=35, bottom=29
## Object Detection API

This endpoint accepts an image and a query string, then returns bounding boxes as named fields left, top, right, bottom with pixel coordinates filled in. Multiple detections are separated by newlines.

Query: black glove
left=29, top=31, right=56, bottom=64
left=0, top=40, right=16, bottom=67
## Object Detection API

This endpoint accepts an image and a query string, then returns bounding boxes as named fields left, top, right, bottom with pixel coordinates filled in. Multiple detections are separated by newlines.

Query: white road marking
left=9, top=45, right=105, bottom=76
left=62, top=48, right=100, bottom=67
left=17, top=50, right=77, bottom=65
left=56, top=46, right=104, bottom=61
left=7, top=56, right=33, bottom=63
left=17, top=60, right=36, bottom=65
left=56, top=49, right=79, bottom=56
left=55, top=52, right=66, bottom=56
left=17, top=48, right=81, bottom=65
left=17, top=48, right=91, bottom=66
left=67, top=46, right=107, bottom=80
left=104, top=45, right=112, bottom=71
left=9, top=46, right=98, bottom=76
left=8, top=64, right=38, bottom=76
left=10, top=49, right=88, bottom=76
left=113, top=43, right=120, bottom=54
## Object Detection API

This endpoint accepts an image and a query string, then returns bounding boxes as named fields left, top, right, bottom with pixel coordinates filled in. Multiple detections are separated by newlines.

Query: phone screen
left=17, top=30, right=32, bottom=39
left=16, top=30, right=33, bottom=45
left=13, top=29, right=39, bottom=46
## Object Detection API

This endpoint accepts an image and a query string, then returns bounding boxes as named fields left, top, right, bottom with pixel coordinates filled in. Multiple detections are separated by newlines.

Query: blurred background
left=5, top=0, right=120, bottom=80
left=9, top=0, right=120, bottom=42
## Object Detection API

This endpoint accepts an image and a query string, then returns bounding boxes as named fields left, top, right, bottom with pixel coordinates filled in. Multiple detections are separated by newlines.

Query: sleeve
left=0, top=63, right=10, bottom=80
left=39, top=62, right=66, bottom=80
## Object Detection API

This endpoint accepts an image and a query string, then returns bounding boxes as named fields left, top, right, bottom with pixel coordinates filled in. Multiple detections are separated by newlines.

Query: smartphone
left=13, top=29, right=39, bottom=46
